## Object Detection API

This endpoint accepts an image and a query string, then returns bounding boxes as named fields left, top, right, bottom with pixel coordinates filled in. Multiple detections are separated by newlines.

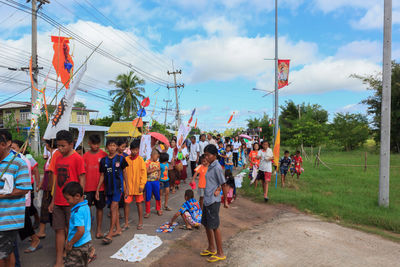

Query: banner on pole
left=74, top=125, right=85, bottom=149
left=51, top=36, right=74, bottom=89
left=278, top=59, right=290, bottom=89
left=139, top=135, right=152, bottom=160
left=177, top=124, right=191, bottom=148
left=43, top=63, right=87, bottom=140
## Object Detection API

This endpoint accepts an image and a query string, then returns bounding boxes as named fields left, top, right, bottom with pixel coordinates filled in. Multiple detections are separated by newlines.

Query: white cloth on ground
left=111, top=234, right=163, bottom=262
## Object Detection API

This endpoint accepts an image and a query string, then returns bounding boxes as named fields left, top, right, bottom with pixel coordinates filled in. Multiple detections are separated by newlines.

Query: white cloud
left=336, top=103, right=367, bottom=114
left=335, top=40, right=381, bottom=62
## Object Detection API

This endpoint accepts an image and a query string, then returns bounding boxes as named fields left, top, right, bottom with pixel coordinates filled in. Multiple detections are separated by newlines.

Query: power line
left=0, top=86, right=30, bottom=104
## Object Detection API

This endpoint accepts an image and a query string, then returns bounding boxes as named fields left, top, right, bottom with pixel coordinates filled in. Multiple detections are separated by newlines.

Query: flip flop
left=164, top=206, right=172, bottom=211
left=157, top=211, right=163, bottom=216
left=95, top=234, right=104, bottom=239
left=121, top=225, right=130, bottom=231
left=137, top=224, right=143, bottom=230
left=207, top=255, right=227, bottom=262
left=144, top=213, right=150, bottom=219
left=102, top=237, right=112, bottom=245
left=200, top=249, right=216, bottom=256
left=24, top=244, right=43, bottom=253
left=179, top=225, right=193, bottom=230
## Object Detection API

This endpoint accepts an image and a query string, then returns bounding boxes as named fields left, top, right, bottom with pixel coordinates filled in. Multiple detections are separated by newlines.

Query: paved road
left=20, top=170, right=195, bottom=266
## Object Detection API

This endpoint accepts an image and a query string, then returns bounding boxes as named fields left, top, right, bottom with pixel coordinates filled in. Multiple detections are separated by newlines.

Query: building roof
left=69, top=123, right=109, bottom=132
left=0, top=101, right=98, bottom=112
left=107, top=121, right=141, bottom=137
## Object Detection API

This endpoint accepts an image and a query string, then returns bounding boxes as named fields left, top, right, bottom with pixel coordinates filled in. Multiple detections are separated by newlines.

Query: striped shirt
left=0, top=152, right=31, bottom=231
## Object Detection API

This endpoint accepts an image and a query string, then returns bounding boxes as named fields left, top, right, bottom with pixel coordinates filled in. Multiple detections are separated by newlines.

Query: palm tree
left=109, top=71, right=145, bottom=119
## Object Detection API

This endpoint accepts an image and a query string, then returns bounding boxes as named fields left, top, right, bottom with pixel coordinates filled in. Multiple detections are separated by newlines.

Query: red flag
left=141, top=97, right=150, bottom=107
left=227, top=112, right=235, bottom=124
left=188, top=116, right=193, bottom=124
left=194, top=118, right=197, bottom=129
left=51, top=36, right=74, bottom=89
left=278, top=59, right=290, bottom=89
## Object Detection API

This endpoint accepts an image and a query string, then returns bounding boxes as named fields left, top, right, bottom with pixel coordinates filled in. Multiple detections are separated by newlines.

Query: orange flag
left=51, top=36, right=74, bottom=89
left=227, top=112, right=235, bottom=124
left=194, top=118, right=197, bottom=129
left=273, top=128, right=280, bottom=166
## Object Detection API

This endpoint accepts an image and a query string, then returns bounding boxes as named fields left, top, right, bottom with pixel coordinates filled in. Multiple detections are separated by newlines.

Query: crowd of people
left=0, top=130, right=303, bottom=267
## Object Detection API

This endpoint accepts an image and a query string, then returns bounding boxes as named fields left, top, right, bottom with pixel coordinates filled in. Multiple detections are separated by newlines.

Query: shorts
left=84, top=191, right=106, bottom=209
left=52, top=205, right=71, bottom=230
left=201, top=202, right=220, bottom=230
left=106, top=191, right=122, bottom=206
left=124, top=194, right=144, bottom=204
left=65, top=241, right=92, bottom=267
left=257, top=170, right=271, bottom=182
left=182, top=211, right=201, bottom=227
left=0, top=230, right=18, bottom=260
left=160, top=181, right=170, bottom=189
left=280, top=168, right=288, bottom=176
left=198, top=188, right=205, bottom=197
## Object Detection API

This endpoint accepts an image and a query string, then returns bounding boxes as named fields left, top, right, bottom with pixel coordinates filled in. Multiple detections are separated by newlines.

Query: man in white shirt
left=257, top=141, right=273, bottom=202
left=207, top=133, right=218, bottom=148
left=189, top=136, right=200, bottom=177
left=198, top=134, right=209, bottom=156
left=232, top=136, right=241, bottom=168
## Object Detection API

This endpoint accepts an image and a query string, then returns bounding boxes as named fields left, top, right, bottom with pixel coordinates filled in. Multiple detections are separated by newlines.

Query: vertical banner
left=139, top=135, right=152, bottom=160
left=43, top=63, right=87, bottom=140
left=177, top=124, right=192, bottom=149
left=278, top=59, right=290, bottom=89
left=74, top=125, right=85, bottom=149
left=51, top=36, right=74, bottom=89
left=273, top=128, right=280, bottom=188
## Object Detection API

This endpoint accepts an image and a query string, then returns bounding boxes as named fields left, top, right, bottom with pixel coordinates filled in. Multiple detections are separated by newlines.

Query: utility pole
left=167, top=67, right=184, bottom=128
left=163, top=99, right=172, bottom=126
left=273, top=0, right=279, bottom=144
left=29, top=0, right=49, bottom=155
left=379, top=0, right=392, bottom=207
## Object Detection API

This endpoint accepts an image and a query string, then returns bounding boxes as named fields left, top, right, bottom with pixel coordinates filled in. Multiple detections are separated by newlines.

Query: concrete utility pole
left=274, top=0, right=279, bottom=144
left=167, top=68, right=184, bottom=128
left=29, top=0, right=49, bottom=155
left=379, top=0, right=392, bottom=207
left=163, top=99, right=172, bottom=126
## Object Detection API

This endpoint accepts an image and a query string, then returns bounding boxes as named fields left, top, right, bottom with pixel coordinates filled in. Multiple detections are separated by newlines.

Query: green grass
left=239, top=150, right=400, bottom=236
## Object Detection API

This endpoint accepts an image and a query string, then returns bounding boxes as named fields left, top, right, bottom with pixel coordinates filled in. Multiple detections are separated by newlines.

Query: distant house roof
left=0, top=101, right=98, bottom=112
left=107, top=121, right=141, bottom=137
left=69, top=123, right=109, bottom=132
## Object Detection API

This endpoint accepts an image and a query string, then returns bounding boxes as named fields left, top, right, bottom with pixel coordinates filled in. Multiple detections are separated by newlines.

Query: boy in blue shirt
left=63, top=182, right=92, bottom=267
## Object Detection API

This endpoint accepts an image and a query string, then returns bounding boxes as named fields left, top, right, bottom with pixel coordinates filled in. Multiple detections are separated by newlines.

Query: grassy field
left=239, top=149, right=400, bottom=238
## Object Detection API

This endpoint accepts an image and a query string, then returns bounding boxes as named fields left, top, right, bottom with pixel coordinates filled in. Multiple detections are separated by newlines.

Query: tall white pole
left=379, top=0, right=392, bottom=207
left=31, top=0, right=39, bottom=155
left=274, top=0, right=279, bottom=143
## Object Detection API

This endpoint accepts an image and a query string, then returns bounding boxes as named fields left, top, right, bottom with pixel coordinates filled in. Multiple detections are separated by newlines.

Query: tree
left=109, top=71, right=145, bottom=120
left=280, top=100, right=328, bottom=147
left=353, top=61, right=400, bottom=152
left=190, top=127, right=201, bottom=135
left=246, top=113, right=273, bottom=141
left=73, top=101, right=86, bottom=109
left=149, top=120, right=173, bottom=139
left=330, top=113, right=369, bottom=151
left=91, top=116, right=114, bottom=127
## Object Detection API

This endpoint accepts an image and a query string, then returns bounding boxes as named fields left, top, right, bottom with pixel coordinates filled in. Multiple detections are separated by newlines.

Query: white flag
left=176, top=124, right=191, bottom=149
left=74, top=125, right=85, bottom=149
left=139, top=135, right=152, bottom=160
left=44, top=64, right=87, bottom=140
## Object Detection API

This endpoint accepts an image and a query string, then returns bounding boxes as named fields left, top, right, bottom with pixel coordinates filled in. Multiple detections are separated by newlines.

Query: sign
left=278, top=59, right=290, bottom=89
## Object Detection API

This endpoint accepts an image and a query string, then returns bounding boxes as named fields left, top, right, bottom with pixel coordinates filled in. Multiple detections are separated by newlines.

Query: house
left=0, top=101, right=108, bottom=148
left=0, top=101, right=98, bottom=127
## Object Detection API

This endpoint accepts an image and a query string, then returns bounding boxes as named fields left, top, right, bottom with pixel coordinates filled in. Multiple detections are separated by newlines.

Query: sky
left=0, top=0, right=399, bottom=131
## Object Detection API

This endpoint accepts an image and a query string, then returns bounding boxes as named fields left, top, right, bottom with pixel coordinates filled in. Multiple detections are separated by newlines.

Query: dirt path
left=151, top=197, right=400, bottom=267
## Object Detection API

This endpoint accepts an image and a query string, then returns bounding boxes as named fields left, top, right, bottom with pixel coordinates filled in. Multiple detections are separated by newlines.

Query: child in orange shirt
left=191, top=155, right=209, bottom=209
left=124, top=139, right=147, bottom=230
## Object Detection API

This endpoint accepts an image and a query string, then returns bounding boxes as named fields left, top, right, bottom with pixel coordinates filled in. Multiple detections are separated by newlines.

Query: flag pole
left=274, top=0, right=279, bottom=145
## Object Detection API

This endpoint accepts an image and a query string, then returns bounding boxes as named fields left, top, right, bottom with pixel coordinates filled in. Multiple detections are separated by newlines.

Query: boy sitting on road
left=168, top=189, right=202, bottom=230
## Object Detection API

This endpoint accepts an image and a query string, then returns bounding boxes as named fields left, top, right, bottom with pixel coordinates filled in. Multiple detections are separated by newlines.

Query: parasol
left=239, top=134, right=252, bottom=140
left=148, top=132, right=170, bottom=147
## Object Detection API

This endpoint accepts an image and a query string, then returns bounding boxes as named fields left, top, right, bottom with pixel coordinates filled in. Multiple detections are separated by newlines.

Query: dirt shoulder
left=151, top=197, right=400, bottom=267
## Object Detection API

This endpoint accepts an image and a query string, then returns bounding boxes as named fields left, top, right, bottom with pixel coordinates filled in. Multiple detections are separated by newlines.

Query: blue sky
left=1, top=0, right=399, bottom=131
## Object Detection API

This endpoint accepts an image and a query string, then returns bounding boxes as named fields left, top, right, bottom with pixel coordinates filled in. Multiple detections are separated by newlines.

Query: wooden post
left=317, top=146, right=321, bottom=167
left=311, top=146, right=313, bottom=157
left=364, top=151, right=367, bottom=172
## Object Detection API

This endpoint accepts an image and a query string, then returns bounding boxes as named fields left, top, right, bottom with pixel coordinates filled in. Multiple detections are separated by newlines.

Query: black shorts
left=84, top=191, right=106, bottom=209
left=201, top=202, right=220, bottom=230
left=0, top=230, right=18, bottom=260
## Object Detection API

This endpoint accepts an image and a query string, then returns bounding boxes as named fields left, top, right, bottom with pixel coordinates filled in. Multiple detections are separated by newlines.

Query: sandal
left=121, top=225, right=130, bottom=232
left=144, top=213, right=150, bottom=218
left=24, top=244, right=43, bottom=253
left=157, top=210, right=163, bottom=216
left=137, top=224, right=143, bottom=230
left=200, top=249, right=216, bottom=256
left=207, top=255, right=227, bottom=262
left=164, top=206, right=172, bottom=211
left=88, top=254, right=97, bottom=264
left=95, top=234, right=104, bottom=239
left=179, top=225, right=193, bottom=231
left=102, top=237, right=112, bottom=245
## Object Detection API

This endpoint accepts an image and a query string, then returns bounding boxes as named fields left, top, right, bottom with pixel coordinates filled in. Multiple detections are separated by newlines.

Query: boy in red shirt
left=48, top=130, right=86, bottom=267
left=83, top=135, right=107, bottom=239
left=294, top=150, right=303, bottom=179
